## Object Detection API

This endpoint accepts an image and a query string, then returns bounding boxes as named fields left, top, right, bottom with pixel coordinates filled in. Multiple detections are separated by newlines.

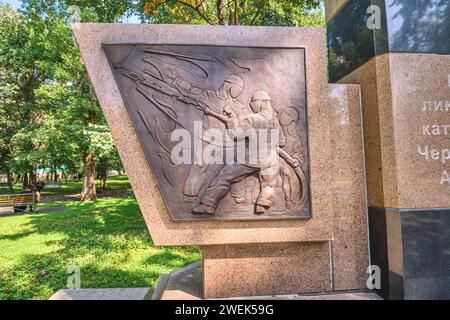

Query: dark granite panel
left=372, top=0, right=389, bottom=54
left=385, top=210, right=405, bottom=300
left=368, top=206, right=390, bottom=299
left=327, top=0, right=450, bottom=81
left=385, top=0, right=450, bottom=54
left=400, top=208, right=450, bottom=300
left=388, top=271, right=404, bottom=300
left=403, top=276, right=450, bottom=300
left=368, top=206, right=450, bottom=300
left=327, top=0, right=375, bottom=82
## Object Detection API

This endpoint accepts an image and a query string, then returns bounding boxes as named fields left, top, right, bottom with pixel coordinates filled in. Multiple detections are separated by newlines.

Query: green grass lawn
left=41, top=174, right=132, bottom=196
left=0, top=195, right=201, bottom=300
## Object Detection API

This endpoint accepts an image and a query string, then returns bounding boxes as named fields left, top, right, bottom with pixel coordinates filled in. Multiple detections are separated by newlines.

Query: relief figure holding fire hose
left=191, top=90, right=307, bottom=215
left=163, top=68, right=253, bottom=205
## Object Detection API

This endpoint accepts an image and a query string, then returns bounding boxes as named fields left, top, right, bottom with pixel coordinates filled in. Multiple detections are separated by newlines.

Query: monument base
left=203, top=243, right=331, bottom=299
left=153, top=242, right=373, bottom=300
left=151, top=260, right=382, bottom=300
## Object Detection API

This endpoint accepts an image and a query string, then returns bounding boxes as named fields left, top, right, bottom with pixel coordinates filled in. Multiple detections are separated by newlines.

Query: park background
left=0, top=0, right=324, bottom=300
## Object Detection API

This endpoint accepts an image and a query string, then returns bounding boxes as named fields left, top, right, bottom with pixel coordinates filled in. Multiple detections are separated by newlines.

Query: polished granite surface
left=327, top=0, right=450, bottom=81
left=369, top=206, right=450, bottom=300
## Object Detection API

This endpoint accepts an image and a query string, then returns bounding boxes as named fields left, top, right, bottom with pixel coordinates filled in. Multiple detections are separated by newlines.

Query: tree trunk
left=97, top=164, right=108, bottom=190
left=53, top=163, right=58, bottom=182
left=22, top=172, right=29, bottom=189
left=81, top=91, right=99, bottom=202
left=30, top=171, right=37, bottom=185
left=216, top=0, right=225, bottom=24
left=6, top=171, right=13, bottom=193
left=81, top=153, right=97, bottom=202
left=100, top=174, right=107, bottom=190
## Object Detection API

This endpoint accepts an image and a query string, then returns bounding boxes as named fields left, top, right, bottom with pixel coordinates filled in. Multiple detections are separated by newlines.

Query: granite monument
left=73, top=24, right=369, bottom=299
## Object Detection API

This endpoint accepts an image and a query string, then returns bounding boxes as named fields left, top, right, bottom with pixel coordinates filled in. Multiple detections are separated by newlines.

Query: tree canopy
left=137, top=0, right=323, bottom=26
left=0, top=0, right=324, bottom=197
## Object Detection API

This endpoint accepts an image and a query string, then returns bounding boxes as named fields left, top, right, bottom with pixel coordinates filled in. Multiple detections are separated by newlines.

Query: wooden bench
left=0, top=193, right=37, bottom=214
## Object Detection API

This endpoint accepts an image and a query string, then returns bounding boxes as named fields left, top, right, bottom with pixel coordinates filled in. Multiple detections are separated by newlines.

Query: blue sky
left=3, top=0, right=21, bottom=9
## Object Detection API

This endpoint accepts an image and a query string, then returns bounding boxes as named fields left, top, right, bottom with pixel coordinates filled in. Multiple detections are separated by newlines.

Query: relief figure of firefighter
left=193, top=91, right=296, bottom=215
left=163, top=68, right=252, bottom=204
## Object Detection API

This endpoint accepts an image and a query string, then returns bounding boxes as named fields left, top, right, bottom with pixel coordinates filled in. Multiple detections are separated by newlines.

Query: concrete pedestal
left=203, top=243, right=331, bottom=298
left=152, top=261, right=382, bottom=300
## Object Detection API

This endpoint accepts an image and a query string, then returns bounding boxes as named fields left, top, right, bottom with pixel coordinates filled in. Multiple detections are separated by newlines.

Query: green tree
left=2, top=0, right=324, bottom=201
left=0, top=3, right=43, bottom=189
left=137, top=0, right=323, bottom=26
left=21, top=0, right=129, bottom=201
left=1, top=1, right=123, bottom=199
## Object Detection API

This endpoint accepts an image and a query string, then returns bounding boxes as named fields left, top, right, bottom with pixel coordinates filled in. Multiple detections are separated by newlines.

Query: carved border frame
left=103, top=43, right=312, bottom=221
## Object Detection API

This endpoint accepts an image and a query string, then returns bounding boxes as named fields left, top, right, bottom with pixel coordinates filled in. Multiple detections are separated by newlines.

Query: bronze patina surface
left=104, top=44, right=310, bottom=221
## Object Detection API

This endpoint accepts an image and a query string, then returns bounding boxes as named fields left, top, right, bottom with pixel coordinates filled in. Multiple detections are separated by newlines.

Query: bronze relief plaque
left=104, top=44, right=310, bottom=221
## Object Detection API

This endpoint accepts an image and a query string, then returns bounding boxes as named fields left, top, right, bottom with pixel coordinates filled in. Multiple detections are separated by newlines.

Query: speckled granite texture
left=339, top=53, right=450, bottom=209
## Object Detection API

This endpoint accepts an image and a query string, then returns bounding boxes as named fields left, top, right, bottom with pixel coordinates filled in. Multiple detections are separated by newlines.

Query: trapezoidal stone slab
left=72, top=24, right=368, bottom=283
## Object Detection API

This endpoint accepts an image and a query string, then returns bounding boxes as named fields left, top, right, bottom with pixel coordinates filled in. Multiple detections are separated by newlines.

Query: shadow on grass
left=0, top=252, right=162, bottom=300
left=0, top=230, right=36, bottom=241
left=0, top=196, right=201, bottom=300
